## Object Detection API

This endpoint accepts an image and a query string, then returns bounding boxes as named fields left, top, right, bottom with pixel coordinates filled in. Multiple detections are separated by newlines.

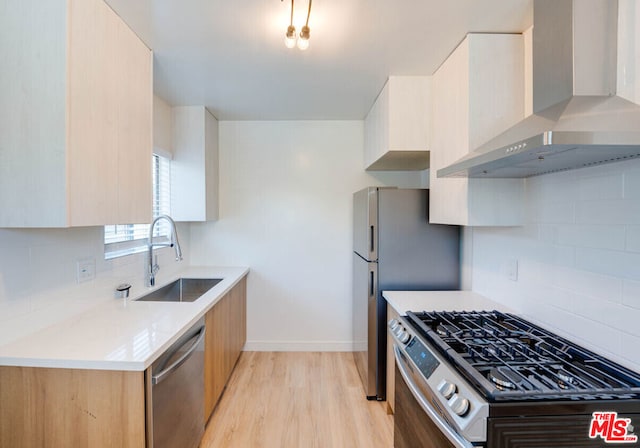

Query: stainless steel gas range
left=389, top=310, right=640, bottom=448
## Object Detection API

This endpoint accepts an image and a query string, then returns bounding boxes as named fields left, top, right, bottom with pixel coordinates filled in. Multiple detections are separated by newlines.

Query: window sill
left=104, top=244, right=148, bottom=260
left=104, top=236, right=170, bottom=260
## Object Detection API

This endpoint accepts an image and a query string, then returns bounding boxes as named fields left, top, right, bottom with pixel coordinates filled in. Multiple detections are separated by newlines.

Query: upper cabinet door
left=429, top=34, right=526, bottom=226
left=364, top=76, right=431, bottom=171
left=0, top=0, right=152, bottom=227
left=113, top=17, right=153, bottom=225
left=617, top=0, right=640, bottom=106
left=171, top=106, right=219, bottom=222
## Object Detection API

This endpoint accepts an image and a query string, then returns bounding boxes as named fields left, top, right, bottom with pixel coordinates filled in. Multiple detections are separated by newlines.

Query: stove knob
left=449, top=394, right=470, bottom=417
left=394, top=326, right=404, bottom=338
left=437, top=380, right=457, bottom=399
left=399, top=331, right=411, bottom=344
left=388, top=319, right=399, bottom=330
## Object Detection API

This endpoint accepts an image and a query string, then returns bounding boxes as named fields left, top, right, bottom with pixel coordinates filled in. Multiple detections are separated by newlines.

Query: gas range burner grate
left=406, top=310, right=640, bottom=402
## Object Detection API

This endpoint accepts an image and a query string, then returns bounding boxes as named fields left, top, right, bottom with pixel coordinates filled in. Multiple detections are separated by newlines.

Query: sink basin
left=136, top=278, right=223, bottom=302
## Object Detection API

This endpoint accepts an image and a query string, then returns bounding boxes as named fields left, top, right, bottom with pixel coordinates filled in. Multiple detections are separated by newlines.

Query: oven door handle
left=394, top=345, right=475, bottom=448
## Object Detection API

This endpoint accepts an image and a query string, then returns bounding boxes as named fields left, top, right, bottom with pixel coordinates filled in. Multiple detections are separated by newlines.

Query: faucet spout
left=147, top=215, right=183, bottom=287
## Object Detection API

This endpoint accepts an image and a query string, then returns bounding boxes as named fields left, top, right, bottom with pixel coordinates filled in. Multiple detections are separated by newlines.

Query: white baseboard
left=243, top=340, right=356, bottom=352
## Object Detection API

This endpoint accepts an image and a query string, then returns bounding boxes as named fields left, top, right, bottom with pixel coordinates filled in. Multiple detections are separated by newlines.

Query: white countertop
left=383, top=290, right=514, bottom=315
left=0, top=266, right=249, bottom=371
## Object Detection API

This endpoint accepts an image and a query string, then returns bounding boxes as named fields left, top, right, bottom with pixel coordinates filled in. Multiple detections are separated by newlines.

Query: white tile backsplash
left=0, top=224, right=191, bottom=332
left=472, top=158, right=640, bottom=370
left=625, top=225, right=640, bottom=252
left=545, top=264, right=623, bottom=303
left=0, top=246, right=32, bottom=299
left=575, top=247, right=640, bottom=280
left=577, top=171, right=624, bottom=201
left=623, top=279, right=640, bottom=310
left=574, top=296, right=640, bottom=337
left=624, top=164, right=640, bottom=199
left=528, top=199, right=576, bottom=224
left=576, top=198, right=640, bottom=224
left=555, top=224, right=626, bottom=250
left=554, top=314, right=623, bottom=356
left=621, top=334, right=640, bottom=372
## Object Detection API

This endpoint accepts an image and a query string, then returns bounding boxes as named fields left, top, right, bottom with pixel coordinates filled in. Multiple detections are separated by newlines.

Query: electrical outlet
left=76, top=258, right=96, bottom=283
left=507, top=259, right=518, bottom=282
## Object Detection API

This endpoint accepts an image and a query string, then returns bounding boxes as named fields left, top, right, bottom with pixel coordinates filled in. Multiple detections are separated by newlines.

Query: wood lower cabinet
left=0, top=276, right=248, bottom=446
left=204, top=276, right=247, bottom=420
left=0, top=367, right=146, bottom=447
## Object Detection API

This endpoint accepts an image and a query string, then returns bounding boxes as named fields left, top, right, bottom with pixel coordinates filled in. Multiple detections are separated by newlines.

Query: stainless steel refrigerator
left=352, top=187, right=460, bottom=400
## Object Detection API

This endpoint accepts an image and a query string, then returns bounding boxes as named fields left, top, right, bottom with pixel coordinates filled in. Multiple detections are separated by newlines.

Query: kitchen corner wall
left=190, top=121, right=426, bottom=351
left=0, top=224, right=191, bottom=342
left=470, top=159, right=640, bottom=372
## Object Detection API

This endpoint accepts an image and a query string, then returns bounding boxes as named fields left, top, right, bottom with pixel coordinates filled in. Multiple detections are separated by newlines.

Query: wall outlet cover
left=76, top=258, right=96, bottom=283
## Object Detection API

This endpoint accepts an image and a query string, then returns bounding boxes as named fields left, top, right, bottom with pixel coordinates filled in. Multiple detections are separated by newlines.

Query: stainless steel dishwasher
left=146, top=318, right=206, bottom=448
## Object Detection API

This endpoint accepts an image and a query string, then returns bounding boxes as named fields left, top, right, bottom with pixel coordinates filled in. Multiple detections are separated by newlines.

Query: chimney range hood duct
left=438, top=0, right=640, bottom=179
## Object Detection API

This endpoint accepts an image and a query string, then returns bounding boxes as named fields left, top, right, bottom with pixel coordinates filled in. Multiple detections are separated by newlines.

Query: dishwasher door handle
left=152, top=325, right=206, bottom=385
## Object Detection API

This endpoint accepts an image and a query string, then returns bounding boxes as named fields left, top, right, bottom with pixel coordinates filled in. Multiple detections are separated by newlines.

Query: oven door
left=394, top=346, right=480, bottom=448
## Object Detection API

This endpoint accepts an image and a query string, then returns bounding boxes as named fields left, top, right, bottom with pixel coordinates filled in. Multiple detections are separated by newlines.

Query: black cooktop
left=406, top=310, right=640, bottom=402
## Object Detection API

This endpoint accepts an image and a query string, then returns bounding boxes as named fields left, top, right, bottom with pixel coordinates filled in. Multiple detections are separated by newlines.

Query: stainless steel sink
left=135, top=278, right=223, bottom=302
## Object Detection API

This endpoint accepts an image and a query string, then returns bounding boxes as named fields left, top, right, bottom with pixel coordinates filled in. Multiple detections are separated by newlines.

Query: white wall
left=471, top=159, right=640, bottom=372
left=0, top=120, right=423, bottom=351
left=190, top=120, right=426, bottom=351
left=0, top=225, right=190, bottom=343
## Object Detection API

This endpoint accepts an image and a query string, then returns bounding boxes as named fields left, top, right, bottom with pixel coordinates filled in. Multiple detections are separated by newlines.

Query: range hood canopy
left=438, top=0, right=640, bottom=179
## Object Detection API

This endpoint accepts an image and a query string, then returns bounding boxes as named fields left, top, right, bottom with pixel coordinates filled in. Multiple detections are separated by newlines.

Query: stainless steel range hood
left=438, top=0, right=640, bottom=179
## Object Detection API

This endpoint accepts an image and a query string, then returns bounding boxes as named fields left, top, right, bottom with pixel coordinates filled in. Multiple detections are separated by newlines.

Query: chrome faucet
left=147, top=215, right=183, bottom=287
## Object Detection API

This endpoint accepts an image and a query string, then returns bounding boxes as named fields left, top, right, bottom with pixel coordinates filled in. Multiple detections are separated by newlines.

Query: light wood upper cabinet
left=0, top=0, right=152, bottom=227
left=364, top=76, right=431, bottom=171
left=171, top=106, right=219, bottom=222
left=429, top=34, right=525, bottom=226
left=617, top=0, right=640, bottom=105
left=153, top=95, right=174, bottom=156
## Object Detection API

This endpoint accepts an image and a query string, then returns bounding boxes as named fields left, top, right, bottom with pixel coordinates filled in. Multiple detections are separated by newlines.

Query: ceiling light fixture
left=282, top=0, right=312, bottom=51
left=297, top=0, right=312, bottom=50
left=284, top=0, right=297, bottom=48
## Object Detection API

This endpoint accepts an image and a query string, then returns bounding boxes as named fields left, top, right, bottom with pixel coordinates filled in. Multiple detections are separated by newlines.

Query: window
left=104, top=154, right=171, bottom=259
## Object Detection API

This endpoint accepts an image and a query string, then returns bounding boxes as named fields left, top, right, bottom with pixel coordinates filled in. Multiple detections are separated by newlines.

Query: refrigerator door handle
left=369, top=269, right=375, bottom=298
left=369, top=225, right=375, bottom=253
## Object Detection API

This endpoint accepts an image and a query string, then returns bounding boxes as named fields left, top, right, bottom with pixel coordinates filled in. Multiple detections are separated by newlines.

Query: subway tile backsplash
left=472, top=158, right=640, bottom=372
left=0, top=225, right=190, bottom=343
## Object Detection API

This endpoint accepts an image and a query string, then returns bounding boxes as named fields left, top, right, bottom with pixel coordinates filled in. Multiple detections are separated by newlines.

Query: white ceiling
left=105, top=0, right=533, bottom=120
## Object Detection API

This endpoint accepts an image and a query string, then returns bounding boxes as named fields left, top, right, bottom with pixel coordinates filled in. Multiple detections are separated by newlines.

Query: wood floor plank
left=201, top=352, right=393, bottom=448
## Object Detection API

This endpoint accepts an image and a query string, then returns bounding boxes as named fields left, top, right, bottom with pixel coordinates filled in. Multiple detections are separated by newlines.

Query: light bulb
left=285, top=25, right=297, bottom=49
left=297, top=25, right=310, bottom=50
left=297, top=37, right=309, bottom=50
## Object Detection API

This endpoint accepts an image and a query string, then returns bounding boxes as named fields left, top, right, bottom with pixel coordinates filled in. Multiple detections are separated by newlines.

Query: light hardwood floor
left=201, top=352, right=394, bottom=448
